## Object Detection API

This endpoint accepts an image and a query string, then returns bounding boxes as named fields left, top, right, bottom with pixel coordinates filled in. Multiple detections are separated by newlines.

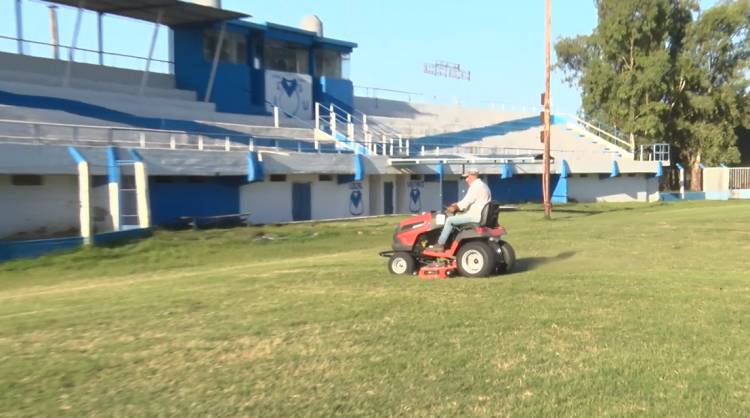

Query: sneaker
left=429, top=244, right=445, bottom=252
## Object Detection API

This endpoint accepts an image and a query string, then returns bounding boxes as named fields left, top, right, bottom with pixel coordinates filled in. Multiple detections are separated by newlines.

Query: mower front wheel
left=388, top=252, right=417, bottom=275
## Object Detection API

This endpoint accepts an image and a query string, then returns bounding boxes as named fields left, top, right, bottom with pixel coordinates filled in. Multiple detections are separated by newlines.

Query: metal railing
left=0, top=116, right=620, bottom=161
left=0, top=35, right=173, bottom=74
left=354, top=86, right=424, bottom=102
left=559, top=113, right=635, bottom=155
left=0, top=118, right=347, bottom=154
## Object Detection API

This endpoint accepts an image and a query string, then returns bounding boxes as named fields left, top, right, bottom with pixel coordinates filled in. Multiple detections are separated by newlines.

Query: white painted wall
left=0, top=175, right=79, bottom=239
left=240, top=174, right=372, bottom=224
left=398, top=176, right=443, bottom=214
left=241, top=180, right=293, bottom=224
left=91, top=182, right=113, bottom=233
left=568, top=174, right=659, bottom=203
left=312, top=176, right=370, bottom=219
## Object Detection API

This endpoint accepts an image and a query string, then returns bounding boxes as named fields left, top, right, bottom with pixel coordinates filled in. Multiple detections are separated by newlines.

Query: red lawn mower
left=380, top=201, right=515, bottom=279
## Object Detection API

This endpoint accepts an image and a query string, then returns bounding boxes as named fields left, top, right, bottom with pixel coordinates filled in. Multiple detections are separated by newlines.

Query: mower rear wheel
left=456, top=241, right=496, bottom=277
left=494, top=240, right=516, bottom=274
left=388, top=252, right=417, bottom=275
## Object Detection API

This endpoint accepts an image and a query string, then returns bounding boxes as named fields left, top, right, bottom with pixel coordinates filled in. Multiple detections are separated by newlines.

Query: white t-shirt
left=456, top=178, right=491, bottom=222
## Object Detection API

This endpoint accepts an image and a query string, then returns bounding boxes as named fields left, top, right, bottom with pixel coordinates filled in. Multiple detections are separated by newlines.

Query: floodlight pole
left=542, top=0, right=552, bottom=218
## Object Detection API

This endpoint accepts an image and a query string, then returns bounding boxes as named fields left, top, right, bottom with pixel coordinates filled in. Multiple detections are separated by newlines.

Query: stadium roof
left=46, top=0, right=249, bottom=26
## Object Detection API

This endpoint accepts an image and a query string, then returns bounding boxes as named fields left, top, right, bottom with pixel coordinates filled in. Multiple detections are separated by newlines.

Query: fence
left=729, top=167, right=750, bottom=190
left=0, top=35, right=173, bottom=74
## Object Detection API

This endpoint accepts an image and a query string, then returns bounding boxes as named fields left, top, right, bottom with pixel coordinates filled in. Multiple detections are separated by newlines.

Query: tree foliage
left=556, top=0, right=750, bottom=189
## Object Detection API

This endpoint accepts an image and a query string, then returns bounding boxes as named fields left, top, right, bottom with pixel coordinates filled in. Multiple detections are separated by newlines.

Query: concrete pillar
left=106, top=147, right=121, bottom=231
left=68, top=147, right=92, bottom=244
left=134, top=161, right=151, bottom=228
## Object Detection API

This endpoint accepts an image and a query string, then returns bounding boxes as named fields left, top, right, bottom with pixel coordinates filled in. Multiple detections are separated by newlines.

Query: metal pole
left=97, top=12, right=104, bottom=65
left=48, top=5, right=59, bottom=60
left=63, top=1, right=85, bottom=87
left=139, top=8, right=163, bottom=96
left=15, top=0, right=23, bottom=54
left=204, top=23, right=226, bottom=102
left=542, top=0, right=552, bottom=218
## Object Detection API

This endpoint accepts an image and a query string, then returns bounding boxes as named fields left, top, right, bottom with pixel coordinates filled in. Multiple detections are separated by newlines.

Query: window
left=337, top=174, right=355, bottom=184
left=264, top=40, right=309, bottom=74
left=410, top=175, right=422, bottom=180
left=314, top=49, right=343, bottom=78
left=92, top=175, right=108, bottom=187
left=270, top=174, right=287, bottom=182
left=11, top=175, right=42, bottom=186
left=318, top=174, right=333, bottom=181
left=424, top=174, right=440, bottom=182
left=203, top=31, right=246, bottom=65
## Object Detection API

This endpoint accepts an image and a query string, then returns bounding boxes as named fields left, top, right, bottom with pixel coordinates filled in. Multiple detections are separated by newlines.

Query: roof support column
left=97, top=11, right=104, bottom=65
left=204, top=23, right=226, bottom=103
left=15, top=0, right=24, bottom=54
left=139, top=8, right=163, bottom=96
left=63, top=0, right=85, bottom=87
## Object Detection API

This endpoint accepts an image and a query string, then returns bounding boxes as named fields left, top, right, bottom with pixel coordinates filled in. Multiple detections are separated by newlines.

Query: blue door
left=384, top=182, right=394, bottom=214
left=443, top=180, right=459, bottom=206
left=292, top=183, right=312, bottom=221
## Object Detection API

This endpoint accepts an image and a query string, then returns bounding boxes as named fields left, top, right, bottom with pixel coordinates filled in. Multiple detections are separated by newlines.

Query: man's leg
left=437, top=214, right=474, bottom=246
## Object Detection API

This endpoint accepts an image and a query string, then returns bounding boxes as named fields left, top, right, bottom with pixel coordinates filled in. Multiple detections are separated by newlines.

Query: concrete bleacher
left=0, top=52, right=316, bottom=144
left=353, top=96, right=632, bottom=160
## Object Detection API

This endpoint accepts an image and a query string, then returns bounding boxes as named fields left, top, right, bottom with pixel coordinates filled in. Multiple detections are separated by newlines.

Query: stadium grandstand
left=0, top=0, right=668, bottom=260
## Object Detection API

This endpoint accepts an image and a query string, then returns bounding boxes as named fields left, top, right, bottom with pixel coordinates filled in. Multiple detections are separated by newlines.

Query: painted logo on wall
left=265, top=70, right=312, bottom=119
left=408, top=180, right=424, bottom=213
left=349, top=182, right=364, bottom=216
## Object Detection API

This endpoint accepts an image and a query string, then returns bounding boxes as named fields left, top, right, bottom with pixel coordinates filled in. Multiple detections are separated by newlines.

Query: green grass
left=2, top=201, right=750, bottom=417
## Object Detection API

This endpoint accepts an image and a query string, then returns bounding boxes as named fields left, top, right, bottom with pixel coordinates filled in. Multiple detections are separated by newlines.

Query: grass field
left=1, top=201, right=750, bottom=417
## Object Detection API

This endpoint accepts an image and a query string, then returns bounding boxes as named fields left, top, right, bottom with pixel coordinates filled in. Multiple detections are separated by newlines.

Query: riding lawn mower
left=379, top=201, right=515, bottom=279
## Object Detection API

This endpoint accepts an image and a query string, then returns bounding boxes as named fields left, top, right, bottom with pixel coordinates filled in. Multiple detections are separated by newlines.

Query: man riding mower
left=380, top=169, right=515, bottom=278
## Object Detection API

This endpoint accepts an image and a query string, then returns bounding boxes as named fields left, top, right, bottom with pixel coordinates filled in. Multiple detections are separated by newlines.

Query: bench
left=177, top=213, right=251, bottom=230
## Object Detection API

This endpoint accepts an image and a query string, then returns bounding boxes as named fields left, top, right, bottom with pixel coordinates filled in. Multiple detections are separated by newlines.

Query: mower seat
left=455, top=201, right=501, bottom=231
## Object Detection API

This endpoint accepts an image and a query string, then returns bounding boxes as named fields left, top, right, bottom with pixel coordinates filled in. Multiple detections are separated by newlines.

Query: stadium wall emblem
left=265, top=70, right=312, bottom=119
left=349, top=182, right=364, bottom=216
left=408, top=180, right=423, bottom=213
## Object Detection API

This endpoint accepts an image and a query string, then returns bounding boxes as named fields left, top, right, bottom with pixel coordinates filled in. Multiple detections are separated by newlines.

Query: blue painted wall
left=149, top=177, right=243, bottom=226
left=173, top=25, right=254, bottom=114
left=314, top=76, right=354, bottom=113
left=173, top=21, right=356, bottom=116
left=0, top=229, right=151, bottom=262
left=0, top=236, right=83, bottom=262
left=486, top=175, right=562, bottom=203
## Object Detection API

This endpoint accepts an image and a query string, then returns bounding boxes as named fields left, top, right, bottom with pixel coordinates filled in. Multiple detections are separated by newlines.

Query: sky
left=0, top=0, right=720, bottom=113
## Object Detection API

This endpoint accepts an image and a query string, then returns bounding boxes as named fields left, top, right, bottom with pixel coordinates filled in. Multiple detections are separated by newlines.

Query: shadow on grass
left=514, top=251, right=576, bottom=273
left=518, top=207, right=638, bottom=218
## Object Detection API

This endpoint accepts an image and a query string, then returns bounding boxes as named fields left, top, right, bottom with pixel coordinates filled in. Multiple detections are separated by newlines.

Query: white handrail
left=560, top=113, right=633, bottom=150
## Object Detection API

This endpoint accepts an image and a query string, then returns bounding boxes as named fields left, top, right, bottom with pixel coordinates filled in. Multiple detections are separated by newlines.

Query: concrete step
left=0, top=69, right=196, bottom=101
left=0, top=80, right=216, bottom=119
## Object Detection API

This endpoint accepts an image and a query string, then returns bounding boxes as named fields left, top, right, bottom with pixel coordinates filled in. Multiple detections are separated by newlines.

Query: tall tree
left=670, top=0, right=750, bottom=189
left=556, top=0, right=689, bottom=146
left=555, top=0, right=750, bottom=190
